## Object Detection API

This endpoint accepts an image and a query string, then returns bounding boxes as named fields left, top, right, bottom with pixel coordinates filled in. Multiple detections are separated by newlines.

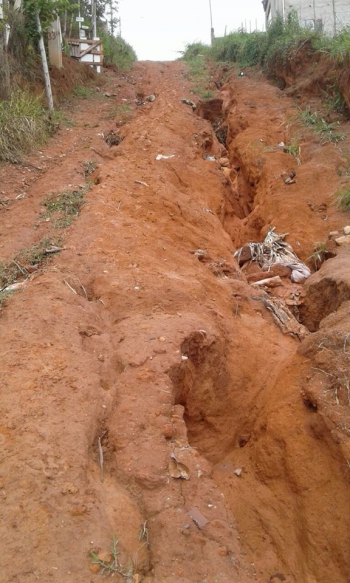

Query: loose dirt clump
left=0, top=59, right=349, bottom=583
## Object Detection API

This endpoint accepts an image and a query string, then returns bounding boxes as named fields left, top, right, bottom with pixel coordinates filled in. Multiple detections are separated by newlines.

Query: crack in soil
left=0, top=61, right=349, bottom=583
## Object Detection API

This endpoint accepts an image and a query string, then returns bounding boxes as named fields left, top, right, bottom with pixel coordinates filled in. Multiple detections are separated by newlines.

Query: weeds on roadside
left=336, top=187, right=350, bottom=211
left=73, top=85, right=94, bottom=99
left=321, top=26, right=350, bottom=64
left=0, top=90, right=50, bottom=163
left=0, top=236, right=62, bottom=291
left=99, top=31, right=136, bottom=70
left=0, top=289, right=14, bottom=310
left=90, top=536, right=135, bottom=581
left=183, top=52, right=214, bottom=100
left=41, top=185, right=88, bottom=228
left=308, top=242, right=331, bottom=270
left=325, top=86, right=349, bottom=116
left=337, top=155, right=350, bottom=177
left=299, top=108, right=345, bottom=143
left=109, top=103, right=132, bottom=122
left=182, top=15, right=350, bottom=116
left=82, top=160, right=97, bottom=178
left=284, top=139, right=302, bottom=164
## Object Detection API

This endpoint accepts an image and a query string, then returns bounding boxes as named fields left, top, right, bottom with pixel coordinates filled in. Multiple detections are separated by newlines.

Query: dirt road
left=0, top=61, right=349, bottom=583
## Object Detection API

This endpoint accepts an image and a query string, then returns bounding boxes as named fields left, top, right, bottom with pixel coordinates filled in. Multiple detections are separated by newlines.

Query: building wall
left=264, top=0, right=350, bottom=34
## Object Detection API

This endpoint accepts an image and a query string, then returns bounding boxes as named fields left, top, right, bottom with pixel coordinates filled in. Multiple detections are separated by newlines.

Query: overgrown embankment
left=0, top=1, right=136, bottom=162
left=183, top=13, right=350, bottom=112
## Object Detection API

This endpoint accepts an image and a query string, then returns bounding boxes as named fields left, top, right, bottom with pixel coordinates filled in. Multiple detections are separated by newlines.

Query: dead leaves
left=168, top=451, right=190, bottom=480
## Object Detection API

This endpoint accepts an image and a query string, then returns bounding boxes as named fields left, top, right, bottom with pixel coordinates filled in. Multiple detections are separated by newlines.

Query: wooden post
left=36, top=12, right=54, bottom=111
left=48, top=17, right=62, bottom=68
left=92, top=0, right=97, bottom=38
left=208, top=0, right=213, bottom=44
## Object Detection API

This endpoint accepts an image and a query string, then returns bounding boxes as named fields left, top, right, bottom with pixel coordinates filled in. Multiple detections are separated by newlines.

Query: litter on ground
left=234, top=228, right=311, bottom=283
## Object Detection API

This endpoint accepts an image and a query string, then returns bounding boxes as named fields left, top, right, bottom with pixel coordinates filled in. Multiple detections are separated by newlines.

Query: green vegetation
left=41, top=185, right=88, bottom=228
left=0, top=289, right=14, bottom=310
left=284, top=139, right=302, bottom=164
left=0, top=90, right=51, bottom=163
left=90, top=535, right=135, bottom=579
left=183, top=47, right=214, bottom=98
left=336, top=186, right=350, bottom=211
left=110, top=103, right=132, bottom=123
left=183, top=14, right=350, bottom=107
left=308, top=242, right=331, bottom=270
left=319, top=26, right=350, bottom=63
left=0, top=236, right=62, bottom=291
left=0, top=0, right=137, bottom=161
left=299, top=108, right=345, bottom=143
left=72, top=85, right=94, bottom=99
left=100, top=31, right=137, bottom=70
left=82, top=160, right=98, bottom=177
left=210, top=30, right=268, bottom=67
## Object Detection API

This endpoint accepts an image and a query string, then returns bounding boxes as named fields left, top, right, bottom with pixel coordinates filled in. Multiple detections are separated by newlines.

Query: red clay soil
left=0, top=61, right=350, bottom=583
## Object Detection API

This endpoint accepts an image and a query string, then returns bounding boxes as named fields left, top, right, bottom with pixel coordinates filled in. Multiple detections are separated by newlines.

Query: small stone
left=61, top=483, right=79, bottom=495
left=89, top=563, right=101, bottom=574
left=328, top=231, right=339, bottom=238
left=343, top=225, right=350, bottom=235
left=162, top=423, right=175, bottom=439
left=219, top=157, right=230, bottom=167
left=218, top=545, right=228, bottom=556
left=98, top=551, right=112, bottom=563
left=187, top=507, right=209, bottom=528
left=69, top=504, right=87, bottom=516
left=335, top=235, right=350, bottom=246
left=147, top=94, right=156, bottom=102
left=234, top=468, right=242, bottom=476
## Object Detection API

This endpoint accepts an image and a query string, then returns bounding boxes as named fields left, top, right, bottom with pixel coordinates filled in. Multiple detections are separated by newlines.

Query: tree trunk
left=35, top=12, right=54, bottom=111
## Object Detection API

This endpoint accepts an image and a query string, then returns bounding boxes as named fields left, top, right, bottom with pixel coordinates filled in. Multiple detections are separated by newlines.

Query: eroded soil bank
left=0, top=61, right=349, bottom=583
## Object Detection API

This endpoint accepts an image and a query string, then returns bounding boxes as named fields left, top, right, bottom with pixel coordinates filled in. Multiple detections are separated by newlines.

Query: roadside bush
left=263, top=12, right=321, bottom=73
left=322, top=26, right=350, bottom=63
left=100, top=32, right=137, bottom=69
left=182, top=42, right=211, bottom=61
left=210, top=33, right=245, bottom=62
left=210, top=31, right=268, bottom=66
left=0, top=90, right=50, bottom=162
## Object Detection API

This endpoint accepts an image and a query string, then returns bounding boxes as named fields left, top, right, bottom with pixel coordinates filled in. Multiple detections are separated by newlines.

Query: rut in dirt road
left=0, top=61, right=349, bottom=583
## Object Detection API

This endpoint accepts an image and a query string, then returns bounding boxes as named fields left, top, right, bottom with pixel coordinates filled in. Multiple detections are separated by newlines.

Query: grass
left=90, top=536, right=135, bottom=580
left=0, top=289, right=14, bottom=310
left=0, top=90, right=50, bottom=163
left=299, top=108, right=345, bottom=143
left=0, top=236, right=62, bottom=292
left=183, top=52, right=214, bottom=100
left=308, top=242, right=331, bottom=270
left=336, top=186, right=350, bottom=211
left=41, top=185, right=88, bottom=228
left=99, top=31, right=137, bottom=70
left=182, top=14, right=350, bottom=115
left=284, top=139, right=302, bottom=164
left=109, top=103, right=132, bottom=122
left=82, top=160, right=97, bottom=178
left=72, top=86, right=94, bottom=99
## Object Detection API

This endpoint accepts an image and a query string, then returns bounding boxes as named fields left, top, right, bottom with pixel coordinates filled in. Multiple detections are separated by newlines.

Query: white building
left=262, top=0, right=350, bottom=35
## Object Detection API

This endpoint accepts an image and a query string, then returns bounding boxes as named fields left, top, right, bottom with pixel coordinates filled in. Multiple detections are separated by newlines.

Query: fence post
left=48, top=17, right=63, bottom=68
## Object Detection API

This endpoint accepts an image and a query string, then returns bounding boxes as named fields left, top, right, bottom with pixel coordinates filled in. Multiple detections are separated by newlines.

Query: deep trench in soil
left=167, top=93, right=350, bottom=583
left=1, top=62, right=350, bottom=583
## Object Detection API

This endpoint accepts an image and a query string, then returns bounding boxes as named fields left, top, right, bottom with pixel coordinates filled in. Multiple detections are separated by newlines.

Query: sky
left=118, top=0, right=266, bottom=61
